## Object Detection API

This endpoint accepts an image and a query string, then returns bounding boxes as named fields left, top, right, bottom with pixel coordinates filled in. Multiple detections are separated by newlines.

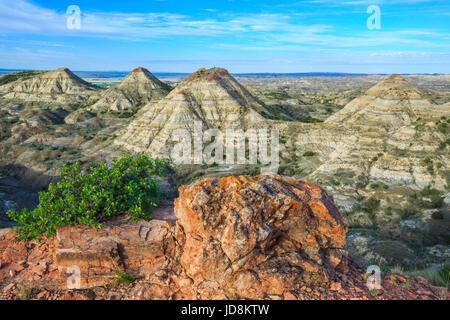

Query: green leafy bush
left=332, top=180, right=340, bottom=186
left=385, top=207, right=393, bottom=216
left=430, top=195, right=444, bottom=209
left=398, top=208, right=417, bottom=220
left=438, top=139, right=449, bottom=150
left=303, top=151, right=316, bottom=157
left=420, top=185, right=440, bottom=197
left=431, top=211, right=444, bottom=220
left=364, top=197, right=380, bottom=213
left=352, top=203, right=363, bottom=212
left=8, top=155, right=165, bottom=241
left=415, top=186, right=444, bottom=209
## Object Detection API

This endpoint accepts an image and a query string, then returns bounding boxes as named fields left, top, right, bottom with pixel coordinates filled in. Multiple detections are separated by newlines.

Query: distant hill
left=0, top=68, right=97, bottom=95
left=89, top=67, right=171, bottom=113
left=0, top=67, right=99, bottom=103
left=114, top=67, right=271, bottom=157
left=0, top=70, right=46, bottom=86
left=325, top=74, right=442, bottom=127
left=1, top=69, right=447, bottom=79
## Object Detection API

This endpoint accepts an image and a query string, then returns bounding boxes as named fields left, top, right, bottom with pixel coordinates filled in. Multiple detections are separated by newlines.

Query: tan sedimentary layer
left=295, top=75, right=449, bottom=190
left=89, top=67, right=170, bottom=112
left=114, top=68, right=270, bottom=157
left=0, top=68, right=98, bottom=103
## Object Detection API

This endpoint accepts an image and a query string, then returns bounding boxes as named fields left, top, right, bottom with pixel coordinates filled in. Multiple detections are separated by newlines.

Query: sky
left=0, top=0, right=449, bottom=73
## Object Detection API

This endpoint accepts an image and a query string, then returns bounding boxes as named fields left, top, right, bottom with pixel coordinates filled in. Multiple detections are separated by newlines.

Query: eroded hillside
left=0, top=68, right=448, bottom=283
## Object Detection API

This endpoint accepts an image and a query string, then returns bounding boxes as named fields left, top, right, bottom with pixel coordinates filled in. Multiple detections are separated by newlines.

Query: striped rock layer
left=0, top=68, right=97, bottom=103
left=90, top=67, right=170, bottom=112
left=114, top=68, right=271, bottom=157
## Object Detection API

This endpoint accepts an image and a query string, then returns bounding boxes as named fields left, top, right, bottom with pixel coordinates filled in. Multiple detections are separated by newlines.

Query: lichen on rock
left=174, top=174, right=348, bottom=299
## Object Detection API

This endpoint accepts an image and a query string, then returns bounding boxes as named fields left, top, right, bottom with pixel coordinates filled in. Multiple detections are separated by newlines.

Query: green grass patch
left=115, top=271, right=136, bottom=285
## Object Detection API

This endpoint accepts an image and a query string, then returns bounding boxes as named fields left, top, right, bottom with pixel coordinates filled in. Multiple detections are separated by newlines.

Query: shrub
left=398, top=208, right=416, bottom=220
left=300, top=117, right=324, bottom=124
left=385, top=207, right=393, bottom=216
left=420, top=185, right=440, bottom=197
left=352, top=203, right=363, bottom=211
left=430, top=195, right=444, bottom=209
left=303, top=151, right=316, bottom=157
left=356, top=174, right=369, bottom=189
left=356, top=182, right=367, bottom=189
left=365, top=197, right=380, bottom=213
left=417, top=186, right=444, bottom=209
left=438, top=139, right=449, bottom=150
left=438, top=122, right=447, bottom=134
left=368, top=211, right=376, bottom=221
left=407, top=265, right=450, bottom=288
left=431, top=211, right=444, bottom=220
left=8, top=155, right=165, bottom=241
left=332, top=180, right=340, bottom=186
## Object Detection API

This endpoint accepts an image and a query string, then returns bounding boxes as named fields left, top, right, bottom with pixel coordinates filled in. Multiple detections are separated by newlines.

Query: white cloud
left=0, top=39, right=65, bottom=47
left=0, top=0, right=67, bottom=33
left=304, top=0, right=448, bottom=5
left=0, top=0, right=447, bottom=51
left=0, top=1, right=327, bottom=39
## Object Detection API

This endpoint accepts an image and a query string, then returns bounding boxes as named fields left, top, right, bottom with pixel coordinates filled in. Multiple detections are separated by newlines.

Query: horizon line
left=0, top=68, right=447, bottom=76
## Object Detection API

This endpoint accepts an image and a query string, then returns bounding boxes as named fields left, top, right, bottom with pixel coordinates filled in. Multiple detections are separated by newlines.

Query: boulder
left=174, top=174, right=348, bottom=299
left=0, top=175, right=349, bottom=299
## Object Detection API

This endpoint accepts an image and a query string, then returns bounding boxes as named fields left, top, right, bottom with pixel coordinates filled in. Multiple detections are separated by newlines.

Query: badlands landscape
left=0, top=67, right=448, bottom=300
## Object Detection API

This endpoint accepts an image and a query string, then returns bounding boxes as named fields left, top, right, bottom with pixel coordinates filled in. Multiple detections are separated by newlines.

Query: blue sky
left=0, top=0, right=449, bottom=73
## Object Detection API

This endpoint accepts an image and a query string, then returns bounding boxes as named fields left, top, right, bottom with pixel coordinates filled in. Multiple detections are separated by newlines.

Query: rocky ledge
left=185, top=67, right=230, bottom=82
left=0, top=175, right=447, bottom=300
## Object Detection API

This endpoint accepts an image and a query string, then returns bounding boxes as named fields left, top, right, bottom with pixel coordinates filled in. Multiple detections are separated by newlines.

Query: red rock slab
left=55, top=204, right=177, bottom=289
